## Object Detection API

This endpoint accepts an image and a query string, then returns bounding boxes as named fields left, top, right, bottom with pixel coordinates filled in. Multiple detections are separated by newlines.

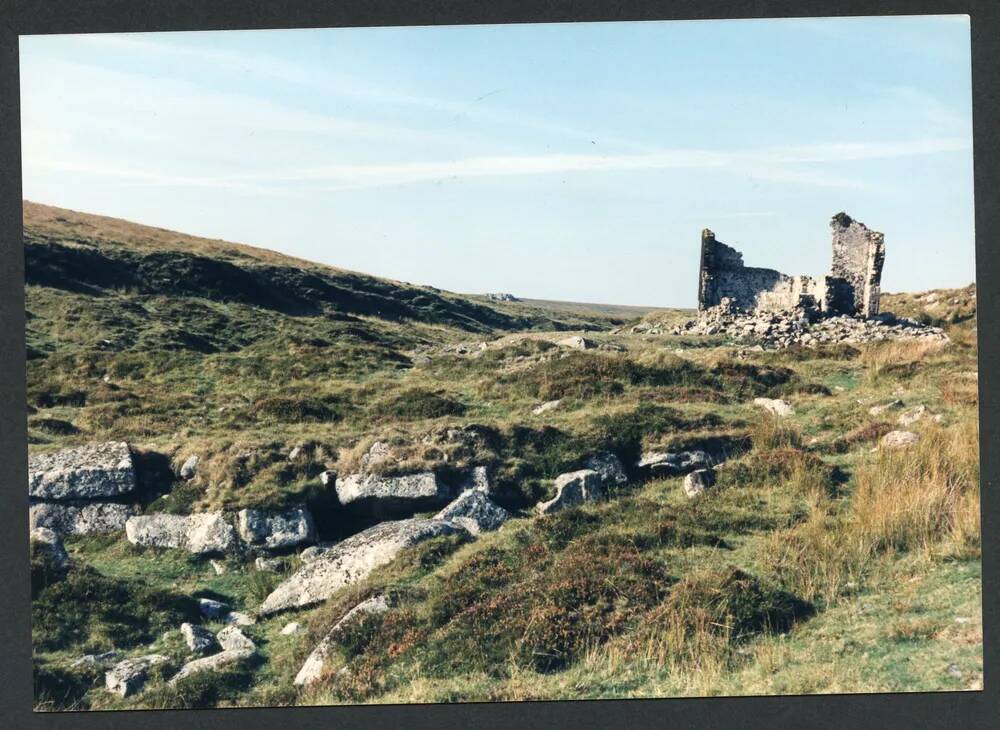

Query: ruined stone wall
left=828, top=213, right=885, bottom=317
left=698, top=229, right=819, bottom=312
left=696, top=213, right=884, bottom=318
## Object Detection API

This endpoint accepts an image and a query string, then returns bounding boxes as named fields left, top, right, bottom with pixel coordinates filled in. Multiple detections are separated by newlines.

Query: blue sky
left=19, top=15, right=974, bottom=307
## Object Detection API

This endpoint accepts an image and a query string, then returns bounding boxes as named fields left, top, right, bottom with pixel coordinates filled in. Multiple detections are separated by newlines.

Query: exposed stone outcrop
left=335, top=471, right=452, bottom=518
left=236, top=506, right=316, bottom=551
left=294, top=594, right=392, bottom=687
left=557, top=335, right=595, bottom=350
left=216, top=626, right=255, bottom=653
left=28, top=441, right=136, bottom=500
left=536, top=469, right=606, bottom=515
left=125, top=512, right=237, bottom=555
left=258, top=518, right=467, bottom=616
left=532, top=399, right=561, bottom=415
left=29, top=501, right=134, bottom=536
left=169, top=649, right=253, bottom=685
left=105, top=655, right=169, bottom=697
left=179, top=455, right=199, bottom=480
left=435, top=489, right=510, bottom=534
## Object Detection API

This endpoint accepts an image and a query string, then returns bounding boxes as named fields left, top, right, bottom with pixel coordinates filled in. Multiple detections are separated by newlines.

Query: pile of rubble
left=671, top=297, right=948, bottom=349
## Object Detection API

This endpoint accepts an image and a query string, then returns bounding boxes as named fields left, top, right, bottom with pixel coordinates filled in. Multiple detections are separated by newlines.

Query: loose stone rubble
left=181, top=623, right=216, bottom=655
left=636, top=450, right=710, bottom=476
left=683, top=468, right=716, bottom=498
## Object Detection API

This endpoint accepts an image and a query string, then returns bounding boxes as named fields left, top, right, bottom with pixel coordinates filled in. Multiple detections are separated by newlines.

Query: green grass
left=25, top=203, right=981, bottom=710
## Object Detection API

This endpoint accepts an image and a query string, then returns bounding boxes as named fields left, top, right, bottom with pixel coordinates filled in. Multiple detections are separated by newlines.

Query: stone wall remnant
left=696, top=212, right=884, bottom=318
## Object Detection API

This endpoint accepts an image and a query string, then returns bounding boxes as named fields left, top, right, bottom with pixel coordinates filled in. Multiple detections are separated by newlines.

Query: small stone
left=197, top=598, right=229, bottom=619
left=753, top=398, right=795, bottom=417
left=319, top=470, right=336, bottom=486
left=255, top=556, right=284, bottom=572
left=947, top=663, right=962, bottom=679
left=868, top=400, right=903, bottom=416
left=105, top=655, right=169, bottom=697
left=557, top=335, right=594, bottom=350
left=280, top=621, right=301, bottom=636
left=179, top=455, right=199, bottom=480
left=29, top=527, right=69, bottom=569
left=897, top=405, right=928, bottom=427
left=881, top=431, right=919, bottom=450
left=223, top=611, right=256, bottom=627
left=210, top=560, right=226, bottom=575
left=288, top=446, right=303, bottom=461
left=536, top=469, right=605, bottom=515
left=532, top=399, right=561, bottom=416
left=683, top=468, right=716, bottom=498
left=216, top=626, right=255, bottom=653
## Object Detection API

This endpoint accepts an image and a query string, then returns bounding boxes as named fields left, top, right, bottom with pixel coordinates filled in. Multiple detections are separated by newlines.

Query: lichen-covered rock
left=259, top=519, right=467, bottom=616
left=636, top=450, right=710, bottom=475
left=753, top=398, right=795, bottom=417
left=335, top=471, right=452, bottom=518
left=28, top=442, right=136, bottom=500
left=197, top=598, right=228, bottom=619
left=461, top=465, right=492, bottom=493
left=898, top=405, right=929, bottom=427
left=105, top=654, right=169, bottom=697
left=536, top=469, right=605, bottom=515
left=435, top=489, right=510, bottom=534
left=294, top=595, right=391, bottom=687
left=179, top=455, right=199, bottom=480
left=216, top=626, right=255, bottom=653
left=169, top=649, right=254, bottom=685
left=71, top=650, right=120, bottom=669
left=125, top=512, right=236, bottom=555
left=223, top=611, right=255, bottom=627
left=881, top=430, right=920, bottom=450
left=181, top=623, right=216, bottom=655
left=236, top=506, right=316, bottom=550
left=532, top=399, right=561, bottom=415
left=255, top=556, right=284, bottom=572
left=584, top=452, right=628, bottom=488
left=29, top=501, right=134, bottom=536
left=683, top=468, right=716, bottom=498
left=868, top=400, right=903, bottom=416
left=30, top=527, right=68, bottom=568
left=557, top=335, right=594, bottom=350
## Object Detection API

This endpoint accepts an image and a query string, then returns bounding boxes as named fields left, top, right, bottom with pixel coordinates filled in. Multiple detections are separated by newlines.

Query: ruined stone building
left=697, top=212, right=885, bottom=318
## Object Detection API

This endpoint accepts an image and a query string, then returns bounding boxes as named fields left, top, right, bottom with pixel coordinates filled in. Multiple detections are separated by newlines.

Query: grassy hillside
left=26, top=203, right=981, bottom=710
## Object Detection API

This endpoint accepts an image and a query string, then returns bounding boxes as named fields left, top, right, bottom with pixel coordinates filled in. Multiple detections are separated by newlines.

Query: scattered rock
left=28, top=442, right=136, bottom=500
left=868, top=400, right=903, bottom=416
left=435, top=490, right=510, bottom=535
left=223, top=611, right=255, bottom=627
left=358, top=441, right=392, bottom=471
left=294, top=595, right=392, bottom=687
left=288, top=446, right=304, bottom=461
left=683, top=468, right=716, bottom=498
left=280, top=621, right=301, bottom=636
left=197, top=598, right=229, bottom=619
left=255, top=556, right=284, bottom=572
left=335, top=471, right=452, bottom=518
left=29, top=501, right=134, bottom=536
left=557, top=335, right=594, bottom=350
left=180, top=623, right=216, bottom=655
left=125, top=512, right=237, bottom=555
left=236, top=506, right=316, bottom=550
left=71, top=650, right=120, bottom=669
left=179, top=455, right=200, bottom=480
left=532, top=399, right=561, bottom=416
left=30, top=527, right=68, bottom=568
left=319, top=470, right=336, bottom=486
left=169, top=649, right=253, bottom=685
left=210, top=560, right=226, bottom=575
left=947, top=663, right=962, bottom=679
left=484, top=292, right=518, bottom=302
left=259, top=519, right=467, bottom=616
left=461, top=465, right=492, bottom=493
left=636, top=450, right=710, bottom=476
left=216, top=626, right=255, bottom=653
left=583, top=452, right=628, bottom=488
left=536, top=469, right=606, bottom=515
left=897, top=405, right=928, bottom=427
left=105, top=654, right=169, bottom=697
left=753, top=398, right=795, bottom=417
left=881, top=430, right=920, bottom=450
